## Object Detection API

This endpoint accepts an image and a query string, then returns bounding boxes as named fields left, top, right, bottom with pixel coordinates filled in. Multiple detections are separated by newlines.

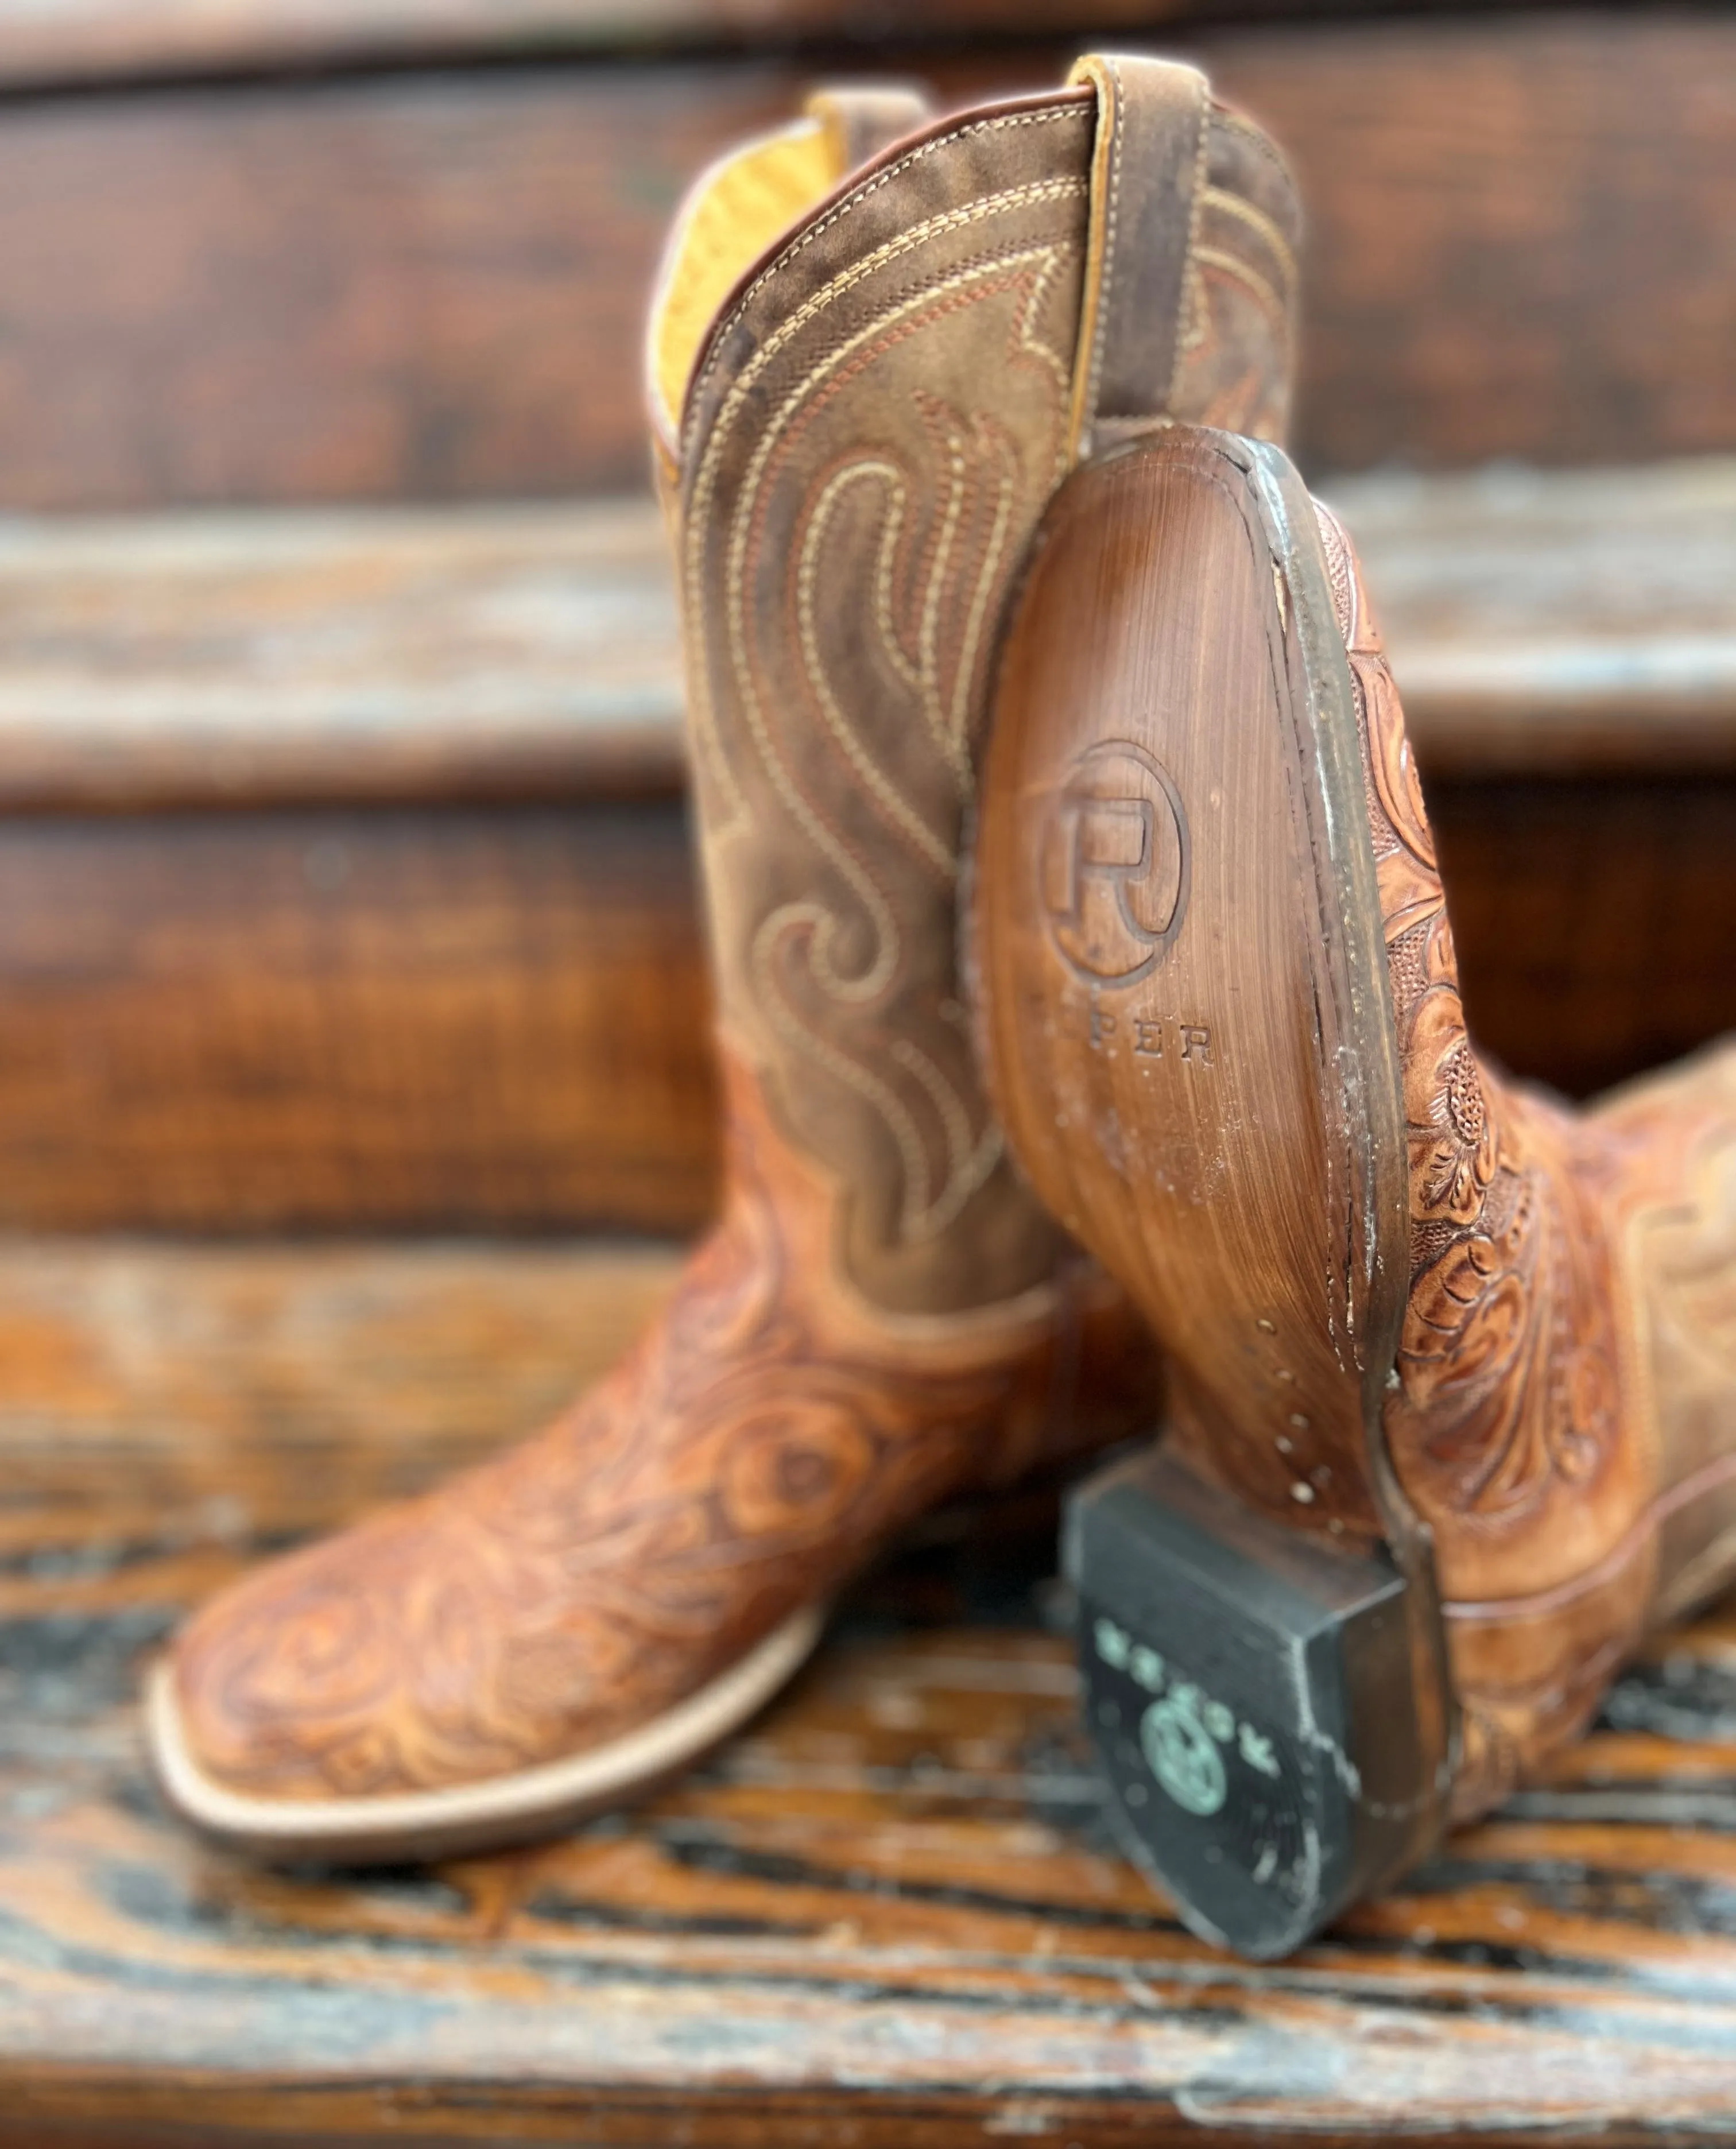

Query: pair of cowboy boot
left=151, top=54, right=1296, bottom=1861
left=149, top=53, right=1736, bottom=1964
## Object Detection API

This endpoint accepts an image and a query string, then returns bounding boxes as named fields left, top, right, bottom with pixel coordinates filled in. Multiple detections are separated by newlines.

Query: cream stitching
left=918, top=414, right=972, bottom=789
left=797, top=459, right=954, bottom=880
left=890, top=1036, right=1005, bottom=1236
left=684, top=103, right=1084, bottom=444
left=949, top=433, right=1017, bottom=773
left=749, top=909, right=933, bottom=1225
left=871, top=473, right=919, bottom=694
left=682, top=159, right=1082, bottom=1253
left=1200, top=184, right=1300, bottom=296
left=715, top=252, right=1067, bottom=1005
left=684, top=184, right=1083, bottom=828
left=1215, top=106, right=1300, bottom=200
left=695, top=177, right=1084, bottom=498
left=1194, top=246, right=1291, bottom=335
left=747, top=917, right=1008, bottom=1249
left=717, top=243, right=1070, bottom=811
left=1080, top=56, right=1123, bottom=442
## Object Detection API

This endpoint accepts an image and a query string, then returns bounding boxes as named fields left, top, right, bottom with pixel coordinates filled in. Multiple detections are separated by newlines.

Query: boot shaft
left=648, top=63, right=1300, bottom=1318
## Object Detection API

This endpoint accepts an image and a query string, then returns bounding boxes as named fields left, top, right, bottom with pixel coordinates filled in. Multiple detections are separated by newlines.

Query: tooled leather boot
left=973, top=424, right=1736, bottom=1957
left=149, top=63, right=1303, bottom=1861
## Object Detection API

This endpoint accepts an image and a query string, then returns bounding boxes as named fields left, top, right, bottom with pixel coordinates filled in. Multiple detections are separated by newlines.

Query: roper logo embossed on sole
left=1041, top=741, right=1189, bottom=986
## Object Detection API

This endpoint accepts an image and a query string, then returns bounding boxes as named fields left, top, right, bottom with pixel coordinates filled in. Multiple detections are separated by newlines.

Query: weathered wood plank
left=0, top=1234, right=679, bottom=1577
left=0, top=801, right=722, bottom=1234
left=1329, top=459, right=1736, bottom=776
left=0, top=0, right=1609, bottom=94
left=1434, top=775, right=1736, bottom=1102
left=2, top=462, right=1731, bottom=813
left=0, top=65, right=772, bottom=512
left=0, top=466, right=1729, bottom=1233
left=6, top=1229, right=1736, bottom=2140
left=0, top=17, right=1730, bottom=509
left=1209, top=16, right=1736, bottom=477
left=0, top=501, right=687, bottom=810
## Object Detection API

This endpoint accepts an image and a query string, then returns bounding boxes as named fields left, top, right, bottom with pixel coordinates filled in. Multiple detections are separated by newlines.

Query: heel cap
left=1067, top=1447, right=1444, bottom=1958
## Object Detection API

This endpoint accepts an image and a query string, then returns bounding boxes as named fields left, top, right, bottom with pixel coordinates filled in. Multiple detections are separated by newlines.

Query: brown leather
left=171, top=1048, right=1148, bottom=1799
left=677, top=65, right=1300, bottom=1321
left=805, top=83, right=933, bottom=172
left=1330, top=517, right=1736, bottom=1812
left=975, top=436, right=1397, bottom=1551
left=162, top=61, right=1299, bottom=1825
left=975, top=422, right=1736, bottom=1834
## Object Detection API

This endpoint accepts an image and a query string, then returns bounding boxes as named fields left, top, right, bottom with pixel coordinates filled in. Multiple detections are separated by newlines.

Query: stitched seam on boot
left=685, top=104, right=1083, bottom=440
left=1193, top=246, right=1291, bottom=332
left=1199, top=184, right=1300, bottom=296
left=684, top=186, right=1084, bottom=821
left=1215, top=105, right=1300, bottom=203
left=1078, top=54, right=1125, bottom=444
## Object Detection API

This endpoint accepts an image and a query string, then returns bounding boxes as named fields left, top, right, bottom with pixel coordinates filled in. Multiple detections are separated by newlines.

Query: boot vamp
left=166, top=1345, right=815, bottom=1803
left=166, top=1213, right=1105, bottom=1805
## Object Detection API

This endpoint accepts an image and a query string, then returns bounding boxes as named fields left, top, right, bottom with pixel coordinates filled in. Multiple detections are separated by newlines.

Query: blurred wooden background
left=0, top=3, right=1730, bottom=1232
left=1, top=2, right=1735, bottom=2140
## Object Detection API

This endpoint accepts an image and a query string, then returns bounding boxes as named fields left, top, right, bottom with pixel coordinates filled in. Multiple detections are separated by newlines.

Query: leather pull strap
left=805, top=83, right=935, bottom=174
left=1067, top=53, right=1211, bottom=456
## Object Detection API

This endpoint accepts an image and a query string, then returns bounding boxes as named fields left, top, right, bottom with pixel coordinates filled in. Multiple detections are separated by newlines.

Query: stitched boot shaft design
left=664, top=63, right=1297, bottom=1318
left=151, top=64, right=1301, bottom=1861
left=972, top=427, right=1736, bottom=1943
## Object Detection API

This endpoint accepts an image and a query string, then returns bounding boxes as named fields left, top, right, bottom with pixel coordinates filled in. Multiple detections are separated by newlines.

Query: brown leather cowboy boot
left=149, top=65, right=1301, bottom=1862
left=973, top=423, right=1736, bottom=1956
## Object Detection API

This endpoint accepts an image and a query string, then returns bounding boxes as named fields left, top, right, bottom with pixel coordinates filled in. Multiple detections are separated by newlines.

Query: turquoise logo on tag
left=1141, top=1690, right=1227, bottom=1816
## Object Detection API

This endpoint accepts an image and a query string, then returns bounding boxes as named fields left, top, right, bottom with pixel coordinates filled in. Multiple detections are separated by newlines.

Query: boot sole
left=146, top=1604, right=825, bottom=1865
left=976, top=426, right=1454, bottom=1955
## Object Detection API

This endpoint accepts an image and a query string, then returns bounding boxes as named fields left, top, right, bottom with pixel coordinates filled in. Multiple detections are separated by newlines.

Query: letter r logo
left=1041, top=740, right=1189, bottom=986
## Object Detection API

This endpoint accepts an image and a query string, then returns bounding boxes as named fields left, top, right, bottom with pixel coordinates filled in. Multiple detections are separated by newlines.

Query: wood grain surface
left=0, top=803, right=721, bottom=1234
left=0, top=502, right=687, bottom=811
left=0, top=1232, right=680, bottom=1555
left=0, top=467, right=1728, bottom=1232
left=1214, top=16, right=1736, bottom=477
left=0, top=0, right=1613, bottom=92
left=0, top=15, right=1730, bottom=509
left=3, top=470, right=1731, bottom=813
left=1328, top=459, right=1736, bottom=777
left=1434, top=777, right=1736, bottom=1103
left=0, top=65, right=782, bottom=511
left=7, top=1232, right=1736, bottom=2142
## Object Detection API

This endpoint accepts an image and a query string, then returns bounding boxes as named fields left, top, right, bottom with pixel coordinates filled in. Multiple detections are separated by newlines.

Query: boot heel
left=1067, top=1447, right=1443, bottom=1958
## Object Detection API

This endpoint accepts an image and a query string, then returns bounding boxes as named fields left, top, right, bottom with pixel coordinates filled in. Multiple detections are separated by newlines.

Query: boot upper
left=1319, top=500, right=1736, bottom=1812
left=162, top=58, right=1295, bottom=1817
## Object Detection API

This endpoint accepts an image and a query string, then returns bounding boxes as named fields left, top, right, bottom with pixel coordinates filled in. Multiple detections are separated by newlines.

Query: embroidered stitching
left=685, top=103, right=1086, bottom=442
left=684, top=186, right=1083, bottom=830
left=797, top=459, right=955, bottom=879
left=1194, top=246, right=1292, bottom=335
left=1215, top=106, right=1300, bottom=200
left=1200, top=184, right=1300, bottom=295
left=1080, top=55, right=1124, bottom=444
left=701, top=234, right=1078, bottom=1250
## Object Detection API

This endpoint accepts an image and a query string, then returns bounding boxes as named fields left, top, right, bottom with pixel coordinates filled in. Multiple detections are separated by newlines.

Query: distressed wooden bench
left=7, top=1233, right=1736, bottom=2143
left=0, top=464, right=1731, bottom=1241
